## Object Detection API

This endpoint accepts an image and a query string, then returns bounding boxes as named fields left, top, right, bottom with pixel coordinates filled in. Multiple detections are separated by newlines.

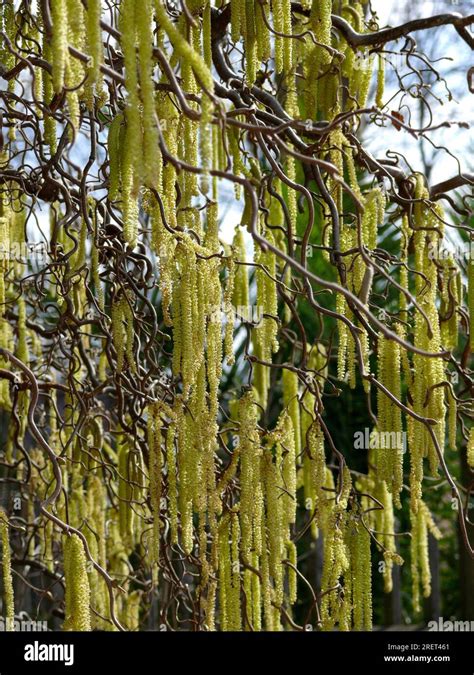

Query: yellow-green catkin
left=286, top=540, right=297, bottom=606
left=230, top=0, right=242, bottom=43
left=16, top=296, right=30, bottom=442
left=448, top=390, right=457, bottom=452
left=255, top=0, right=270, bottom=64
left=306, top=0, right=332, bottom=114
left=376, top=334, right=403, bottom=505
left=244, top=0, right=257, bottom=85
left=148, top=402, right=163, bottom=570
left=0, top=511, right=14, bottom=629
left=280, top=412, right=297, bottom=527
left=111, top=295, right=125, bottom=373
left=439, top=257, right=457, bottom=350
left=263, top=446, right=284, bottom=609
left=409, top=176, right=445, bottom=511
left=304, top=420, right=326, bottom=538
left=42, top=28, right=57, bottom=153
left=467, top=428, right=474, bottom=469
left=137, top=1, right=160, bottom=189
left=253, top=231, right=279, bottom=409
left=17, top=296, right=29, bottom=364
left=375, top=54, right=385, bottom=108
left=273, top=0, right=292, bottom=74
left=228, top=124, right=244, bottom=199
left=218, top=516, right=231, bottom=631
left=120, top=0, right=141, bottom=247
left=154, top=0, right=214, bottom=192
left=372, top=476, right=402, bottom=594
left=238, top=392, right=261, bottom=564
left=351, top=522, right=373, bottom=631
left=232, top=228, right=249, bottom=317
left=218, top=513, right=242, bottom=631
left=223, top=249, right=236, bottom=366
left=410, top=501, right=440, bottom=614
left=175, top=401, right=194, bottom=555
left=282, top=369, right=301, bottom=465
left=273, top=0, right=284, bottom=73
left=469, top=255, right=474, bottom=350
left=320, top=513, right=350, bottom=630
left=51, top=0, right=68, bottom=93
left=65, top=0, right=85, bottom=132
left=63, top=534, right=92, bottom=631
left=0, top=1, right=15, bottom=73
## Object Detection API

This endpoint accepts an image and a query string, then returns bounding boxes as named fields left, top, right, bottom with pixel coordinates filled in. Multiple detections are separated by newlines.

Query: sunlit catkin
left=120, top=0, right=141, bottom=246
left=448, top=390, right=457, bottom=452
left=352, top=522, right=372, bottom=631
left=469, top=257, right=474, bottom=349
left=238, top=391, right=261, bottom=564
left=306, top=0, right=332, bottom=112
left=51, top=0, right=68, bottom=93
left=0, top=1, right=14, bottom=72
left=232, top=228, right=249, bottom=316
left=0, top=511, right=14, bottom=629
left=264, top=471, right=284, bottom=609
left=148, top=402, right=163, bottom=568
left=154, top=0, right=213, bottom=192
left=375, top=54, right=385, bottom=108
left=111, top=295, right=125, bottom=373
left=286, top=540, right=297, bottom=605
left=137, top=1, right=160, bottom=188
left=63, top=534, right=91, bottom=631
left=468, top=427, right=474, bottom=470
left=282, top=369, right=301, bottom=467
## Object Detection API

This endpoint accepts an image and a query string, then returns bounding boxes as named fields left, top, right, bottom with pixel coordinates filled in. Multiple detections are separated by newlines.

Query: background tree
left=0, top=0, right=472, bottom=632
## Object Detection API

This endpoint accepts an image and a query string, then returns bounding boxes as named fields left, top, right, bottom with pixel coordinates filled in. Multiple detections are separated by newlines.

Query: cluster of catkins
left=0, top=0, right=472, bottom=633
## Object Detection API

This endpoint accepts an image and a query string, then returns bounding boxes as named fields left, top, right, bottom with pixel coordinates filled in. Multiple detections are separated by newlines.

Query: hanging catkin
left=63, top=534, right=91, bottom=631
left=148, top=402, right=170, bottom=571
left=0, top=510, right=14, bottom=629
left=137, top=1, right=160, bottom=189
left=238, top=391, right=261, bottom=564
left=467, top=428, right=474, bottom=469
left=375, top=54, right=385, bottom=108
left=120, top=0, right=141, bottom=247
left=154, top=0, right=214, bottom=191
left=111, top=295, right=125, bottom=373
left=282, top=369, right=301, bottom=466
left=51, top=0, right=68, bottom=93
left=306, top=0, right=332, bottom=114
left=469, top=256, right=474, bottom=349
left=351, top=522, right=372, bottom=631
